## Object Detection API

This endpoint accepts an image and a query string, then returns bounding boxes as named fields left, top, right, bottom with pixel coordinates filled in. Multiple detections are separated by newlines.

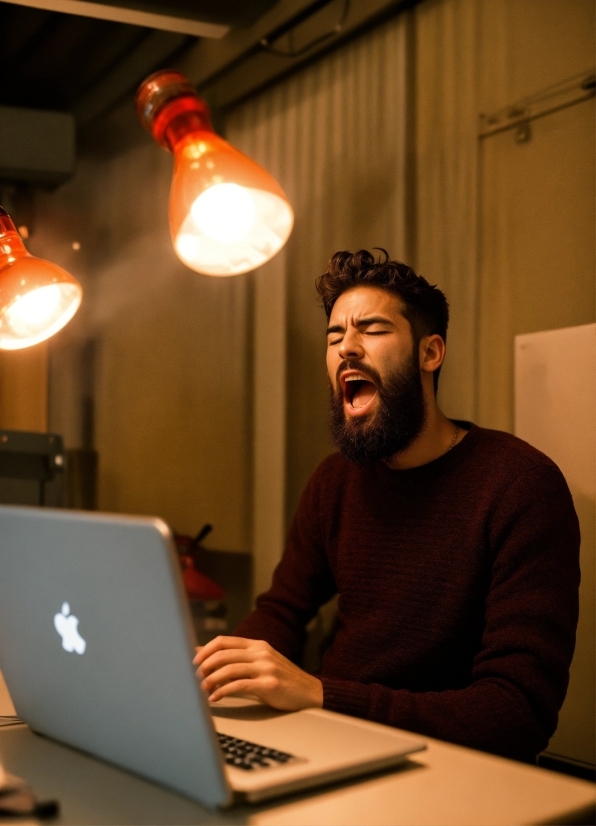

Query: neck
left=384, top=394, right=462, bottom=470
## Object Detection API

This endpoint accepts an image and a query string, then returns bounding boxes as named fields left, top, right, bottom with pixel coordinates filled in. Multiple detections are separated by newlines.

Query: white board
left=515, top=323, right=595, bottom=768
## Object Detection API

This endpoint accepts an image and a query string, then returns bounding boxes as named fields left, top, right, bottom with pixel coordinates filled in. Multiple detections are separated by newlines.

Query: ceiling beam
left=0, top=0, right=229, bottom=38
left=71, top=29, right=188, bottom=126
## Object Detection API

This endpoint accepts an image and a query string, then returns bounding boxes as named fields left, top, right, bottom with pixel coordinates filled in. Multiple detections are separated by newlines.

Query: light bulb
left=136, top=70, right=294, bottom=277
left=0, top=207, right=82, bottom=350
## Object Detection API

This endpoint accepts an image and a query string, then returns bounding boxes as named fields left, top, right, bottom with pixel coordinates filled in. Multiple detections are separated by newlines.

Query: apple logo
left=54, top=602, right=86, bottom=655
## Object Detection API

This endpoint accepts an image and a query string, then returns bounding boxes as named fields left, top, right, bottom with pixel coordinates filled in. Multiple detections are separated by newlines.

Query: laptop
left=0, top=505, right=425, bottom=809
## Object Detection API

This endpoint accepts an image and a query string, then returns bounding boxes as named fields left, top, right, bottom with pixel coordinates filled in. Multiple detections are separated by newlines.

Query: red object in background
left=174, top=526, right=225, bottom=601
left=181, top=558, right=225, bottom=601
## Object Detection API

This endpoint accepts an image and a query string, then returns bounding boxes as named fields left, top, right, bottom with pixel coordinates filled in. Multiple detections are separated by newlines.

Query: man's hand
left=193, top=636, right=323, bottom=712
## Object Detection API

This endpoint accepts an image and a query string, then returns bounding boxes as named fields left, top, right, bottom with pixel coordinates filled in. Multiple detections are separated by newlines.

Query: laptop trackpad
left=210, top=696, right=283, bottom=722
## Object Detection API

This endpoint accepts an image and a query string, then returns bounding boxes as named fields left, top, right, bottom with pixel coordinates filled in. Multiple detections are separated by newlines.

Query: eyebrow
left=326, top=316, right=396, bottom=335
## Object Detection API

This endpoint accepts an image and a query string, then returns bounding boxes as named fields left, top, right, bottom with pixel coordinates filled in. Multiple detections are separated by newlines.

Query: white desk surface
left=1, top=671, right=594, bottom=826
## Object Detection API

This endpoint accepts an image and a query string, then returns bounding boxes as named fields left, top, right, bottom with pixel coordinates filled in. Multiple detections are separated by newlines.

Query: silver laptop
left=0, top=505, right=425, bottom=809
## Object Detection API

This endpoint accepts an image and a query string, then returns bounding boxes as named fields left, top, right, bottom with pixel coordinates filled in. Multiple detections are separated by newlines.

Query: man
left=195, top=249, right=580, bottom=762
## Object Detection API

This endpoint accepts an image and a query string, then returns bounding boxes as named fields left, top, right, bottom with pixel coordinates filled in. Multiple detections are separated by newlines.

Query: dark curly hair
left=316, top=249, right=449, bottom=391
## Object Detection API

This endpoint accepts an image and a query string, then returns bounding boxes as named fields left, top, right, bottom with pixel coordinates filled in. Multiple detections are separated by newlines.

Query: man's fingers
left=200, top=661, right=265, bottom=693
left=193, top=636, right=253, bottom=665
left=196, top=648, right=324, bottom=712
left=197, top=649, right=256, bottom=677
left=207, top=679, right=255, bottom=703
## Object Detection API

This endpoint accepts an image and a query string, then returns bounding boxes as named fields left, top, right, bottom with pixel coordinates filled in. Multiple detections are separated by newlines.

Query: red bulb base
left=135, top=69, right=213, bottom=152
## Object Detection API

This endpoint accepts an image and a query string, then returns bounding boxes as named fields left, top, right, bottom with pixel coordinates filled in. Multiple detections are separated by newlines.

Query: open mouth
left=341, top=372, right=378, bottom=415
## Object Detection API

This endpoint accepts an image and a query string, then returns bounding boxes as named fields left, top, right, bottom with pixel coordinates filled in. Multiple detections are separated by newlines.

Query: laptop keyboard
left=217, top=732, right=299, bottom=771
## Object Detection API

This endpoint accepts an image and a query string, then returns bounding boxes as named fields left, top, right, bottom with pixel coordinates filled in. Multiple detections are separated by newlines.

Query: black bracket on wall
left=0, top=430, right=65, bottom=507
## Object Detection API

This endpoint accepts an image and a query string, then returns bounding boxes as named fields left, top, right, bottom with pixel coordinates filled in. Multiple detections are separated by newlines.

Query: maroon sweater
left=235, top=423, right=580, bottom=761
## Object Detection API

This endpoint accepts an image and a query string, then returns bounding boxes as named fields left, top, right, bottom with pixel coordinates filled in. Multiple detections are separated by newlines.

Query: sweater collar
left=373, top=420, right=479, bottom=486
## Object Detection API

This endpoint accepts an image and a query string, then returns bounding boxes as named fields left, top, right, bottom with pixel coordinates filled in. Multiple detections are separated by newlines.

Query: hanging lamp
left=0, top=206, right=82, bottom=350
left=136, top=69, right=294, bottom=277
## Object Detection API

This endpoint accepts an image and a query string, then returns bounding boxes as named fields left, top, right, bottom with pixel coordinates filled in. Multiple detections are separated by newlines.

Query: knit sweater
left=235, top=423, right=580, bottom=761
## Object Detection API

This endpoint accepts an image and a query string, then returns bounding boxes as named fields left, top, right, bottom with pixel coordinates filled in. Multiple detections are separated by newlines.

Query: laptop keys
left=217, top=733, right=300, bottom=771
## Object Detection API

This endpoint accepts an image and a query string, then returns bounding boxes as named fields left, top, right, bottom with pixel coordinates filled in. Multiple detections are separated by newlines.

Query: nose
left=338, top=327, right=364, bottom=361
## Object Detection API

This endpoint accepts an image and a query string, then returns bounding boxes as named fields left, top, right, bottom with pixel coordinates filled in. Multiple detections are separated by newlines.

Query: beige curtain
left=226, top=13, right=411, bottom=596
left=413, top=0, right=480, bottom=422
left=0, top=346, right=48, bottom=432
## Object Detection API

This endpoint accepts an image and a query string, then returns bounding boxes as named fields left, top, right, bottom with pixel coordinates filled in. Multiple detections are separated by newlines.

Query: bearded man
left=195, top=250, right=580, bottom=763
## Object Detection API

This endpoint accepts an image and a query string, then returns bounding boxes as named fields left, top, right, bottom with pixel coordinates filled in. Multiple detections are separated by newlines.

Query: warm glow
left=0, top=283, right=82, bottom=350
left=175, top=187, right=293, bottom=276
left=10, top=283, right=62, bottom=328
left=190, top=183, right=257, bottom=245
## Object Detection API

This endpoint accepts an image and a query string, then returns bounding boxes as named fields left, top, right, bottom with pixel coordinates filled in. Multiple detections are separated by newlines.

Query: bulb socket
left=136, top=69, right=213, bottom=151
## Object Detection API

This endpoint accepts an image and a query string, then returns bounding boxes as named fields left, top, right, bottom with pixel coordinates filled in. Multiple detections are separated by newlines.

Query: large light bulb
left=136, top=70, right=294, bottom=277
left=0, top=207, right=82, bottom=350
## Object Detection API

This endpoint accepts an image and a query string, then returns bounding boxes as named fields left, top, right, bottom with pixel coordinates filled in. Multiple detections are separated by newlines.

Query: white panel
left=515, top=324, right=596, bottom=768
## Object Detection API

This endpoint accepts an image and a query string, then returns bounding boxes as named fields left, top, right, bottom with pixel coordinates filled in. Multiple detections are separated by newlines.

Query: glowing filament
left=190, top=183, right=256, bottom=245
left=0, top=283, right=81, bottom=349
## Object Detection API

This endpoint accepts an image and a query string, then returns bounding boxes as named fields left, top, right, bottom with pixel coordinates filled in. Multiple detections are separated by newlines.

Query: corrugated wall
left=226, top=0, right=595, bottom=595
left=226, top=15, right=411, bottom=594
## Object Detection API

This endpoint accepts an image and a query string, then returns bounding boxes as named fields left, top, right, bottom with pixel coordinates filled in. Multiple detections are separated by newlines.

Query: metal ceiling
left=0, top=1, right=282, bottom=127
left=0, top=0, right=418, bottom=134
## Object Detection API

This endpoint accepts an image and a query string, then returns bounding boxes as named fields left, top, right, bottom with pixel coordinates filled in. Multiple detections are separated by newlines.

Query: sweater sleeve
left=234, top=462, right=338, bottom=663
left=321, top=465, right=580, bottom=761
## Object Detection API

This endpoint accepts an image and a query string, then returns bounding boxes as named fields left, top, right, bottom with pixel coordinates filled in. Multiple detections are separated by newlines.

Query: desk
left=1, top=672, right=595, bottom=826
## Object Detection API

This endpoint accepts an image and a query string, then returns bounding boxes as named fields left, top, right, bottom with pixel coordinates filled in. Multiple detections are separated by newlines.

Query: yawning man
left=194, top=249, right=580, bottom=762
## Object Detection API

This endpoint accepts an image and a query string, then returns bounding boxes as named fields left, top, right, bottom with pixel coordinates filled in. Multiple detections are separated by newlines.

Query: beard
left=329, top=351, right=427, bottom=466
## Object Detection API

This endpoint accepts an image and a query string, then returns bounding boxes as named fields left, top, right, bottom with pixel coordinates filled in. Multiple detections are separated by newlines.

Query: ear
left=419, top=334, right=445, bottom=375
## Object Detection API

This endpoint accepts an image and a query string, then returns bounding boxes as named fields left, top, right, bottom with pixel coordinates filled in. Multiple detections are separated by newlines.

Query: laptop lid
left=0, top=505, right=231, bottom=809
